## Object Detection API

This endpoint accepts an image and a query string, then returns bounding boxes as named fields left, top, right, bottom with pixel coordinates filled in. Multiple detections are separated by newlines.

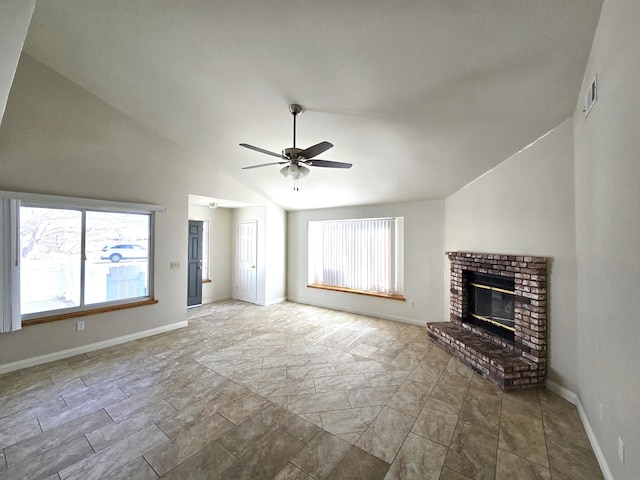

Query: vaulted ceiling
left=23, top=0, right=602, bottom=210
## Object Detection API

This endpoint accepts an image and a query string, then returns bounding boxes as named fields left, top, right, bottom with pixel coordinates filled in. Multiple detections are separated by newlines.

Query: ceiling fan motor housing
left=283, top=147, right=302, bottom=160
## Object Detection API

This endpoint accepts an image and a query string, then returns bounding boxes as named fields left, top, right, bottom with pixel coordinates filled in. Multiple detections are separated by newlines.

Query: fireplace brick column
left=427, top=252, right=548, bottom=390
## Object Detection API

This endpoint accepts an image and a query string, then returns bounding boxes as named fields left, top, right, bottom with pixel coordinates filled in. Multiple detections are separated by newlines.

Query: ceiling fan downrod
left=289, top=103, right=303, bottom=149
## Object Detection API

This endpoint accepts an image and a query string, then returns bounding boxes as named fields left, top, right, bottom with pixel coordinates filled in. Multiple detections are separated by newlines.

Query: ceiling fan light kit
left=241, top=104, right=352, bottom=191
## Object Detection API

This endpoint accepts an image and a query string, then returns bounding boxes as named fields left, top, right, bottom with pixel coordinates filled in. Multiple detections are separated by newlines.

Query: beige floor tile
left=364, top=370, right=410, bottom=387
left=314, top=373, right=371, bottom=392
left=287, top=391, right=351, bottom=414
left=412, top=397, right=459, bottom=447
left=439, top=466, right=473, bottom=479
left=386, top=379, right=432, bottom=416
left=291, top=430, right=352, bottom=479
left=5, top=409, right=112, bottom=467
left=283, top=415, right=322, bottom=443
left=355, top=406, right=416, bottom=463
left=38, top=388, right=127, bottom=431
left=502, top=388, right=542, bottom=419
left=259, top=378, right=317, bottom=397
left=272, top=462, right=315, bottom=480
left=346, top=385, right=398, bottom=408
left=444, top=421, right=499, bottom=480
left=143, top=413, right=234, bottom=475
left=384, top=432, right=447, bottom=480
left=218, top=429, right=305, bottom=480
left=459, top=388, right=502, bottom=432
left=286, top=364, right=338, bottom=381
left=101, top=457, right=159, bottom=480
left=0, top=301, right=606, bottom=480
left=217, top=402, right=293, bottom=458
left=87, top=401, right=176, bottom=452
left=59, top=424, right=168, bottom=480
left=321, top=406, right=382, bottom=436
left=326, top=446, right=390, bottom=480
left=407, top=358, right=446, bottom=386
left=1, top=436, right=93, bottom=480
left=498, top=409, right=548, bottom=467
left=160, top=440, right=237, bottom=480
left=496, top=449, right=551, bottom=480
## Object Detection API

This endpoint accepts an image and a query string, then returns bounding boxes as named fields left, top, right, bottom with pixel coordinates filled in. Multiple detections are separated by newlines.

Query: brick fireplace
left=427, top=252, right=548, bottom=390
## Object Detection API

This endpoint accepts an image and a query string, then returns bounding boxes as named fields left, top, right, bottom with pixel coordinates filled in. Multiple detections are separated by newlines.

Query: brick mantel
left=427, top=251, right=548, bottom=390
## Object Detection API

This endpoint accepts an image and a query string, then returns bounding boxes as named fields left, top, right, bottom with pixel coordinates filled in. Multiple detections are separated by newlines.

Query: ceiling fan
left=240, top=104, right=352, bottom=190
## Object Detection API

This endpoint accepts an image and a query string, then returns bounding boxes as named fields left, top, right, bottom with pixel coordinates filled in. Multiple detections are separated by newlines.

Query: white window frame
left=0, top=190, right=165, bottom=332
left=308, top=217, right=404, bottom=296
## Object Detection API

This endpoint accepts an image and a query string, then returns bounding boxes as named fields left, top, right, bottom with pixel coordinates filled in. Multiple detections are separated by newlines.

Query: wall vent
left=584, top=74, right=597, bottom=118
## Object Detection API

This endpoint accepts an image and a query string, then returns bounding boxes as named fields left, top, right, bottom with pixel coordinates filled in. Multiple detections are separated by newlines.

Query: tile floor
left=0, top=300, right=604, bottom=479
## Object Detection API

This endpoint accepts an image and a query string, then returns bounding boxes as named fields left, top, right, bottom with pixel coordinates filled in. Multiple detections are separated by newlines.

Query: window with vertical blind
left=308, top=217, right=404, bottom=298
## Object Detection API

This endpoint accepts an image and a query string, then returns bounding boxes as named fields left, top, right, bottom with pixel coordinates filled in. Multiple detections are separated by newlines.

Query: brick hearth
left=427, top=252, right=548, bottom=390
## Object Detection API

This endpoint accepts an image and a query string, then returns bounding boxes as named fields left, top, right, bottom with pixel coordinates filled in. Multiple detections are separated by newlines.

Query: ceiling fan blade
left=240, top=143, right=283, bottom=159
left=299, top=141, right=333, bottom=159
left=242, top=161, right=288, bottom=170
left=307, top=159, right=352, bottom=169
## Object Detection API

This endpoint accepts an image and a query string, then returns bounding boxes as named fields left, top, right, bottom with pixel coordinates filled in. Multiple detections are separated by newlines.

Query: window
left=0, top=191, right=164, bottom=332
left=308, top=217, right=404, bottom=298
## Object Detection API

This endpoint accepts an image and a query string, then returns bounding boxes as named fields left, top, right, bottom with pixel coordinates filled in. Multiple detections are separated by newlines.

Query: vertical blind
left=311, top=217, right=399, bottom=294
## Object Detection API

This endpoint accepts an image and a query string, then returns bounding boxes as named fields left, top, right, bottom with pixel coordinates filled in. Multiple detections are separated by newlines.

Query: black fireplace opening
left=465, top=271, right=515, bottom=342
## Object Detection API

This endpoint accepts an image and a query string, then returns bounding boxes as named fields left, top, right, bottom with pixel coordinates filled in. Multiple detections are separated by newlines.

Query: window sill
left=307, top=284, right=406, bottom=301
left=22, top=299, right=159, bottom=327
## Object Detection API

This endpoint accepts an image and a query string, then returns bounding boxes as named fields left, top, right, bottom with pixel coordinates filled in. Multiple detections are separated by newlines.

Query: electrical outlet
left=618, top=437, right=624, bottom=464
left=409, top=300, right=415, bottom=308
left=76, top=321, right=85, bottom=331
left=599, top=402, right=603, bottom=422
left=170, top=261, right=180, bottom=269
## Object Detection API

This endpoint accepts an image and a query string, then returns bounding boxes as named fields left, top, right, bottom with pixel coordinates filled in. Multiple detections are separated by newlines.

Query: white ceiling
left=23, top=0, right=602, bottom=211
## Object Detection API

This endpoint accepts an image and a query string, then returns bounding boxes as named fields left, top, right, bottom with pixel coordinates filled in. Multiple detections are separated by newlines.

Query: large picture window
left=308, top=217, right=404, bottom=298
left=0, top=191, right=163, bottom=332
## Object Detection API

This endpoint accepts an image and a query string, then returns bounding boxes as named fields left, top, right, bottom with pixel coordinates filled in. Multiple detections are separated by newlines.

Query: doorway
left=236, top=220, right=257, bottom=303
left=187, top=220, right=203, bottom=307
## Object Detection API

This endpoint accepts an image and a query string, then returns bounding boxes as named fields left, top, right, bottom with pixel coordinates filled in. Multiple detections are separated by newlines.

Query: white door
left=236, top=220, right=257, bottom=303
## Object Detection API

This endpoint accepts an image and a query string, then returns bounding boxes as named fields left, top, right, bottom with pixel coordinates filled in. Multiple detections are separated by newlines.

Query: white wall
left=187, top=204, right=233, bottom=304
left=0, top=54, right=284, bottom=367
left=266, top=204, right=287, bottom=305
left=0, top=0, right=34, bottom=124
left=229, top=204, right=286, bottom=307
left=287, top=200, right=444, bottom=325
left=573, top=1, right=640, bottom=477
left=444, top=120, right=578, bottom=392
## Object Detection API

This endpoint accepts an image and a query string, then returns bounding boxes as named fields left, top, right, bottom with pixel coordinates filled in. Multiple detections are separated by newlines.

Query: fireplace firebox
left=465, top=272, right=515, bottom=342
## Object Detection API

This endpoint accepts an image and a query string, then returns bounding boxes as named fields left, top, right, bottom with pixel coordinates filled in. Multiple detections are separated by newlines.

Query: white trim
left=546, top=380, right=613, bottom=480
left=203, top=295, right=232, bottom=304
left=546, top=379, right=578, bottom=404
left=576, top=397, right=614, bottom=480
left=0, top=189, right=166, bottom=213
left=286, top=297, right=424, bottom=326
left=0, top=321, right=188, bottom=375
left=265, top=296, right=287, bottom=306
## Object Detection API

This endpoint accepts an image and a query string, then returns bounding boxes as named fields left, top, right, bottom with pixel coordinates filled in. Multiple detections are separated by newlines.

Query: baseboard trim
left=546, top=381, right=613, bottom=480
left=0, top=321, right=188, bottom=375
left=286, top=298, right=424, bottom=326
left=576, top=396, right=615, bottom=480
left=265, top=296, right=287, bottom=306
left=546, top=379, right=578, bottom=404
left=203, top=295, right=232, bottom=304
